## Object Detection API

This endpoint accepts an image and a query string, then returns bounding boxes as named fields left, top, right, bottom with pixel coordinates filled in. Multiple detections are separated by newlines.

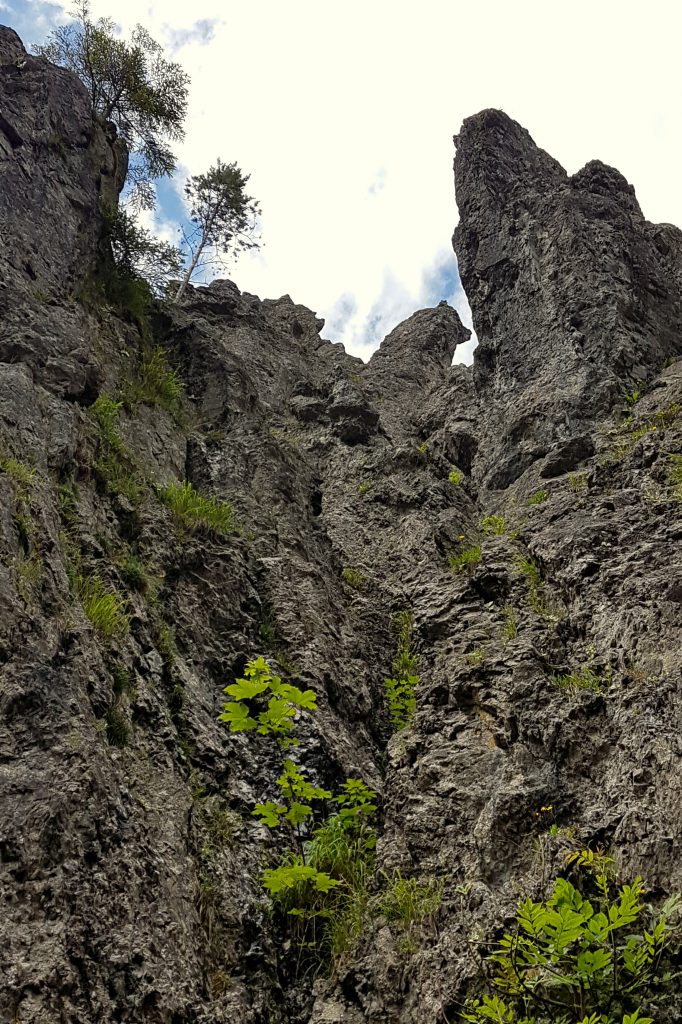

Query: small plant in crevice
left=514, top=554, right=560, bottom=624
left=341, top=566, right=367, bottom=590
left=89, top=394, right=144, bottom=504
left=624, top=389, right=641, bottom=406
left=119, top=550, right=162, bottom=600
left=156, top=480, right=233, bottom=536
left=568, top=471, right=589, bottom=493
left=122, top=345, right=184, bottom=414
left=666, top=452, right=682, bottom=499
left=449, top=544, right=482, bottom=574
left=77, top=574, right=130, bottom=640
left=481, top=514, right=506, bottom=536
left=527, top=489, right=548, bottom=506
left=0, top=453, right=42, bottom=599
left=220, top=657, right=377, bottom=969
left=501, top=604, right=518, bottom=640
left=105, top=703, right=131, bottom=747
left=552, top=665, right=611, bottom=696
left=465, top=646, right=487, bottom=667
left=357, top=481, right=372, bottom=496
left=153, top=617, right=176, bottom=673
left=384, top=610, right=420, bottom=731
left=375, top=870, right=443, bottom=952
left=462, top=848, right=682, bottom=1024
left=449, top=467, right=464, bottom=486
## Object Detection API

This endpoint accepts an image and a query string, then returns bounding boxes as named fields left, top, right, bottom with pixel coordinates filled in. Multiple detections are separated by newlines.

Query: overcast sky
left=6, top=0, right=682, bottom=362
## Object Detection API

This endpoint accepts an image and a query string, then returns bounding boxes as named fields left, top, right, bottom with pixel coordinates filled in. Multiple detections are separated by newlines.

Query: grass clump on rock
left=157, top=480, right=233, bottom=535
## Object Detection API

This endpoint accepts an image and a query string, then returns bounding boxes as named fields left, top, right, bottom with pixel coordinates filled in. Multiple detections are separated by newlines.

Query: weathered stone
left=1, top=31, right=682, bottom=1024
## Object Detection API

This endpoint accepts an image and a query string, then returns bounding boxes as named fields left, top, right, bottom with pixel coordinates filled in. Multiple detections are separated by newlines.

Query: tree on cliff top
left=174, top=160, right=261, bottom=302
left=34, top=1, right=189, bottom=209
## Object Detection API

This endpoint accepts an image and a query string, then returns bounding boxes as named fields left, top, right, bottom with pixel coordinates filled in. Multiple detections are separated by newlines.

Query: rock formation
left=1, top=26, right=681, bottom=1024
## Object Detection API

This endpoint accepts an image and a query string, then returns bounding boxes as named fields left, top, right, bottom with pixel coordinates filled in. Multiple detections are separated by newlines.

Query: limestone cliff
left=1, top=27, right=681, bottom=1024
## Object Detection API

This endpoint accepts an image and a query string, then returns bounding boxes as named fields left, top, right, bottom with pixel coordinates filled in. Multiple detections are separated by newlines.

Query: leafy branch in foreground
left=462, top=849, right=682, bottom=1024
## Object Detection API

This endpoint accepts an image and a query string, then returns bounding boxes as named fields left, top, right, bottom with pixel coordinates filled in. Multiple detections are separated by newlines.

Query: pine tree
left=174, top=160, right=261, bottom=302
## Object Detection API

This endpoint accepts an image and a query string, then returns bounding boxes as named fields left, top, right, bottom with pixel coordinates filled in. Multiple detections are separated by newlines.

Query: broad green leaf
left=218, top=702, right=257, bottom=731
left=224, top=677, right=270, bottom=700
left=252, top=801, right=285, bottom=827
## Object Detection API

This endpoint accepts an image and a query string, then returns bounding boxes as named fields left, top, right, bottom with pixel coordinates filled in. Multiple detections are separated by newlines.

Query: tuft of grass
left=448, top=545, right=482, bottom=573
left=552, top=666, right=608, bottom=695
left=514, top=555, right=542, bottom=591
left=0, top=455, right=36, bottom=490
left=111, top=664, right=133, bottom=696
left=157, top=480, right=233, bottom=535
left=105, top=704, right=131, bottom=747
left=77, top=575, right=130, bottom=639
left=567, top=472, right=588, bottom=493
left=124, top=346, right=184, bottom=413
left=376, top=871, right=443, bottom=927
left=119, top=551, right=161, bottom=600
left=501, top=604, right=518, bottom=639
left=342, top=566, right=367, bottom=590
left=448, top=467, right=464, bottom=486
left=481, top=514, right=505, bottom=535
left=514, top=555, right=560, bottom=623
left=666, top=453, right=682, bottom=499
left=89, top=394, right=144, bottom=503
left=465, top=647, right=486, bottom=667
left=553, top=664, right=611, bottom=695
left=527, top=489, right=548, bottom=506
left=201, top=801, right=242, bottom=858
left=154, top=619, right=176, bottom=671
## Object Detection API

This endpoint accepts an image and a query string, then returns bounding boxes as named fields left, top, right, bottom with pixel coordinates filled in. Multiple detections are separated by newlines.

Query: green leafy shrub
left=462, top=849, right=681, bottom=1024
left=384, top=610, right=420, bottom=730
left=220, top=657, right=377, bottom=966
left=219, top=656, right=317, bottom=748
left=78, top=574, right=130, bottom=639
left=157, top=480, right=233, bottom=535
left=342, top=566, right=367, bottom=589
left=527, top=489, right=548, bottom=506
left=449, top=467, right=464, bottom=486
left=481, top=515, right=506, bottom=536
left=449, top=545, right=482, bottom=573
left=624, top=390, right=641, bottom=406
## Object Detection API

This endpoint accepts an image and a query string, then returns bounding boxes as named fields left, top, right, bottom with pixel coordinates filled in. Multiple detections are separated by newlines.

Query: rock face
left=454, top=107, right=682, bottom=489
left=1, top=34, right=682, bottom=1024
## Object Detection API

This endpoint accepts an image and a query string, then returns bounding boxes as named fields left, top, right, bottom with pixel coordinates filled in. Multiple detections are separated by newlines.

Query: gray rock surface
left=1, top=34, right=681, bottom=1024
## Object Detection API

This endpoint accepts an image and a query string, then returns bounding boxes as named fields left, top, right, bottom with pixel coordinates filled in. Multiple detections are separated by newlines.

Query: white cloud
left=24, top=0, right=682, bottom=364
